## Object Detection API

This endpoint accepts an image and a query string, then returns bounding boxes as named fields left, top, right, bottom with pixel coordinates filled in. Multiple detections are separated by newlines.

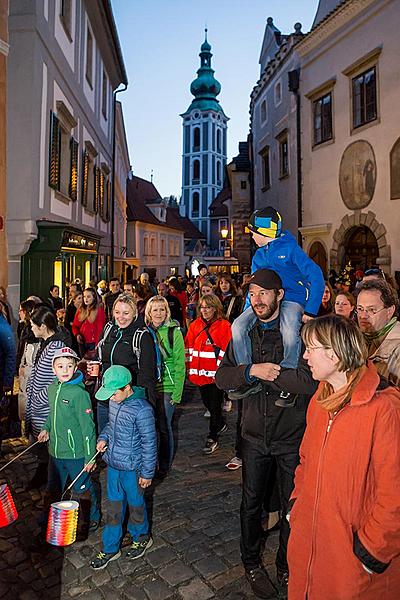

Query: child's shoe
left=126, top=535, right=153, bottom=560
left=228, top=381, right=262, bottom=400
left=90, top=550, right=121, bottom=570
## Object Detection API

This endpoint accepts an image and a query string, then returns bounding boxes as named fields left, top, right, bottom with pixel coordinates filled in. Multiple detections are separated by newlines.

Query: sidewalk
left=0, top=384, right=282, bottom=599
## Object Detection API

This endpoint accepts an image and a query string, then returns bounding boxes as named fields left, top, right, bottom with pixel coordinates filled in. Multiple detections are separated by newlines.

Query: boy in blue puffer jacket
left=90, top=365, right=157, bottom=570
left=230, top=207, right=324, bottom=404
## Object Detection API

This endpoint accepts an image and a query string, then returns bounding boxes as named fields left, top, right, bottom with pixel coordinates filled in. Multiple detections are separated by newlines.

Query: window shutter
left=99, top=171, right=105, bottom=219
left=81, top=149, right=89, bottom=206
left=105, top=179, right=111, bottom=222
left=69, top=137, right=79, bottom=201
left=94, top=165, right=99, bottom=214
left=48, top=111, right=60, bottom=190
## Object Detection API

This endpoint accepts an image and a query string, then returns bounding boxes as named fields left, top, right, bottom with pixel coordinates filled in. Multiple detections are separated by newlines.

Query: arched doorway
left=344, top=226, right=379, bottom=271
left=308, top=241, right=327, bottom=277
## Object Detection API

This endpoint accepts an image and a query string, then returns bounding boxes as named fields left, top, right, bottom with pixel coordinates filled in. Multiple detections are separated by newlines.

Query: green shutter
left=105, top=179, right=111, bottom=222
left=48, top=111, right=60, bottom=190
left=69, top=138, right=78, bottom=201
left=94, top=165, right=99, bottom=214
left=99, top=171, right=105, bottom=220
left=81, top=149, right=89, bottom=206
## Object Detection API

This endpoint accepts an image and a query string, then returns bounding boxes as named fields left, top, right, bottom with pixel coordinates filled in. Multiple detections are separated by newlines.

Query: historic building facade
left=180, top=32, right=228, bottom=247
left=297, top=0, right=400, bottom=279
left=113, top=100, right=130, bottom=281
left=7, top=0, right=127, bottom=307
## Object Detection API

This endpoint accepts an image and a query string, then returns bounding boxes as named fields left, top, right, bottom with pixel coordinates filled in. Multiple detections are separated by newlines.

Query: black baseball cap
left=249, top=269, right=283, bottom=290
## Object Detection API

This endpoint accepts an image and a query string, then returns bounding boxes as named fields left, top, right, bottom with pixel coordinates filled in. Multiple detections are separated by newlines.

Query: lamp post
left=220, top=226, right=230, bottom=258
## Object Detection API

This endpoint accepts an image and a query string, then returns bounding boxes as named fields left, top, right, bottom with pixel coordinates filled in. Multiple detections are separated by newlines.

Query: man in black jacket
left=215, top=268, right=317, bottom=599
left=103, top=278, right=121, bottom=321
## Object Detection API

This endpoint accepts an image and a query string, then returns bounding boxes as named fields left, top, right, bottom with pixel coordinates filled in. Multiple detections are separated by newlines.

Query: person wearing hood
left=38, top=347, right=99, bottom=533
left=94, top=293, right=157, bottom=433
left=25, top=306, right=72, bottom=488
left=145, top=295, right=185, bottom=476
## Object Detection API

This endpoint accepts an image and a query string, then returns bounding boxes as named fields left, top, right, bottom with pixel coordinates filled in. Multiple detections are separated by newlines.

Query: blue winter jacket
left=0, top=314, right=16, bottom=389
left=98, top=388, right=157, bottom=479
left=247, top=230, right=325, bottom=316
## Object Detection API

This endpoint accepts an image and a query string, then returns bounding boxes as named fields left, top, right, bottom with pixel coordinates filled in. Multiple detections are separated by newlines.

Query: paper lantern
left=0, top=483, right=18, bottom=527
left=46, top=500, right=79, bottom=546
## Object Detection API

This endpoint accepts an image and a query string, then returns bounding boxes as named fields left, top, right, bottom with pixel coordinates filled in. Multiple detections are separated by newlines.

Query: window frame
left=60, top=0, right=72, bottom=41
left=85, top=26, right=93, bottom=88
left=259, top=145, right=270, bottom=191
left=351, top=66, right=377, bottom=130
left=276, top=131, right=289, bottom=180
left=101, top=69, right=108, bottom=120
left=313, top=91, right=333, bottom=146
left=260, top=99, right=267, bottom=125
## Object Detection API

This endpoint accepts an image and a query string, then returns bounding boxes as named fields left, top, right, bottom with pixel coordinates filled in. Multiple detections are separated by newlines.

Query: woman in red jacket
left=287, top=315, right=400, bottom=600
left=185, top=294, right=231, bottom=454
left=72, top=287, right=105, bottom=358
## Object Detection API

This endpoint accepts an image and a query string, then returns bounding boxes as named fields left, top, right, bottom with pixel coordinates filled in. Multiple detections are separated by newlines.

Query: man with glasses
left=216, top=269, right=316, bottom=598
left=356, top=279, right=400, bottom=386
left=104, top=278, right=121, bottom=321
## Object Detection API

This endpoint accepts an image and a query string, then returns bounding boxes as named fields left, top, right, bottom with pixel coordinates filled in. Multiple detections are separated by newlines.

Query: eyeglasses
left=355, top=306, right=387, bottom=317
left=305, top=346, right=330, bottom=352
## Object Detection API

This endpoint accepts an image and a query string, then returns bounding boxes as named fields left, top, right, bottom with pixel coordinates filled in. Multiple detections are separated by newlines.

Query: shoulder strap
left=97, top=321, right=113, bottom=361
left=203, top=323, right=220, bottom=361
left=225, top=297, right=236, bottom=320
left=145, top=327, right=163, bottom=380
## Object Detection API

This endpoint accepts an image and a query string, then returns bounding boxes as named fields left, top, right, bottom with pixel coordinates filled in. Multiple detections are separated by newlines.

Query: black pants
left=199, top=383, right=224, bottom=441
left=240, top=437, right=299, bottom=572
left=234, top=399, right=243, bottom=458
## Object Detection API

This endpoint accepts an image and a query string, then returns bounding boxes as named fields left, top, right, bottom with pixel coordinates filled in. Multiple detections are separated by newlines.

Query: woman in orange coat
left=287, top=315, right=400, bottom=600
left=185, top=294, right=231, bottom=454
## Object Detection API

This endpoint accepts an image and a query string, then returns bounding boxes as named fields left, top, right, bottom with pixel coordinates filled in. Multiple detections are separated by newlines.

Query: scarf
left=363, top=315, right=397, bottom=344
left=316, top=364, right=368, bottom=413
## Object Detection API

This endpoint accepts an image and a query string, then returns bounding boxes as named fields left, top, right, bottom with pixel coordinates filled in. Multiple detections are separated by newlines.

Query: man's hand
left=139, top=477, right=152, bottom=489
left=302, top=314, right=314, bottom=324
left=250, top=363, right=281, bottom=381
left=83, top=462, right=96, bottom=473
left=96, top=440, right=107, bottom=453
left=38, top=430, right=49, bottom=443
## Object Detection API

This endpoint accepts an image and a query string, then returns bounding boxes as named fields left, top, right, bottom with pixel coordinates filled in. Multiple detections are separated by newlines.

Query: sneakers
left=90, top=550, right=121, bottom=570
left=223, top=399, right=232, bottom=412
left=217, top=423, right=228, bottom=436
left=228, top=382, right=263, bottom=400
left=245, top=566, right=277, bottom=599
left=203, top=438, right=218, bottom=454
left=225, top=456, right=242, bottom=470
left=277, top=568, right=289, bottom=589
left=203, top=410, right=211, bottom=418
left=126, top=536, right=153, bottom=560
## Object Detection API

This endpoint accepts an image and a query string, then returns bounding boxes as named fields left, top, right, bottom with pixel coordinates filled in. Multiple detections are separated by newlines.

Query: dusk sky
left=111, top=0, right=320, bottom=199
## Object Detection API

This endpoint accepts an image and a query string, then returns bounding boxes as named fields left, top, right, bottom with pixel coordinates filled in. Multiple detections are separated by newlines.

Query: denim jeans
left=156, top=392, right=176, bottom=472
left=240, top=438, right=299, bottom=572
left=50, top=456, right=100, bottom=522
left=102, top=467, right=149, bottom=554
left=231, top=301, right=303, bottom=369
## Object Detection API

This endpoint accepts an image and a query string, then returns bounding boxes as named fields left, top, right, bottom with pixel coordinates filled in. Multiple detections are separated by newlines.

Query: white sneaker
left=204, top=410, right=211, bottom=418
left=225, top=456, right=242, bottom=470
left=223, top=399, right=232, bottom=412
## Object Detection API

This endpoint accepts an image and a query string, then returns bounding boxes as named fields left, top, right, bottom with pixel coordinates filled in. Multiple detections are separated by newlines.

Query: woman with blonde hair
left=185, top=294, right=232, bottom=454
left=145, top=296, right=185, bottom=475
left=288, top=314, right=400, bottom=600
left=93, top=293, right=156, bottom=432
left=72, top=287, right=105, bottom=358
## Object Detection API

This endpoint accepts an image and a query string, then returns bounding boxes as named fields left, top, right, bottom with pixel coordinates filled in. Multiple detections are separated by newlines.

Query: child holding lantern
left=38, top=347, right=100, bottom=533
left=90, top=365, right=157, bottom=570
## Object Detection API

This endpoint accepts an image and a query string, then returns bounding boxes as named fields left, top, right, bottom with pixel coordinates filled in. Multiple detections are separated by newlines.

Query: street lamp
left=220, top=226, right=230, bottom=258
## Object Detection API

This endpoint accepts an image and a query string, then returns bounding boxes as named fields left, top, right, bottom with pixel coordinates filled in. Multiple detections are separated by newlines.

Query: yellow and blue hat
left=248, top=207, right=282, bottom=238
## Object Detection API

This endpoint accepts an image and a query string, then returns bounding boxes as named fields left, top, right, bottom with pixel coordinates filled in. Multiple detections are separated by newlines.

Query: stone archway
left=330, top=211, right=391, bottom=273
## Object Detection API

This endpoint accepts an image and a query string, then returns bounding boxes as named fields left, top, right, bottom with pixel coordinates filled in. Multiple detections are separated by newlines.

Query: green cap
left=95, top=365, right=132, bottom=401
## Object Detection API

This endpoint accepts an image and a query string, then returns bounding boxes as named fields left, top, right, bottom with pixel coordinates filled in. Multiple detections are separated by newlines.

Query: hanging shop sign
left=61, top=231, right=99, bottom=253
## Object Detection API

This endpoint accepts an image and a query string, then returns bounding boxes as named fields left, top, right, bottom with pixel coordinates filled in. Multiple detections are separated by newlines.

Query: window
left=99, top=164, right=110, bottom=222
left=48, top=107, right=78, bottom=201
left=60, top=0, right=72, bottom=39
left=161, top=238, right=166, bottom=256
left=102, top=69, right=108, bottom=119
left=192, top=160, right=200, bottom=184
left=274, top=81, right=282, bottom=106
left=81, top=141, right=98, bottom=212
left=260, top=146, right=270, bottom=190
left=313, top=92, right=333, bottom=145
left=150, top=237, right=156, bottom=255
left=352, top=67, right=377, bottom=129
left=216, top=129, right=221, bottom=152
left=278, top=133, right=289, bottom=178
left=260, top=100, right=267, bottom=124
left=169, top=240, right=174, bottom=256
left=144, top=237, right=149, bottom=256
left=175, top=241, right=179, bottom=256
left=86, top=27, right=93, bottom=87
left=192, top=192, right=199, bottom=216
left=193, top=127, right=200, bottom=151
left=241, top=180, right=247, bottom=190
left=216, top=160, right=221, bottom=185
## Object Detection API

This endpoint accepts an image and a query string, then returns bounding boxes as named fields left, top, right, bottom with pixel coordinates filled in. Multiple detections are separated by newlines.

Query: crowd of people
left=0, top=205, right=400, bottom=598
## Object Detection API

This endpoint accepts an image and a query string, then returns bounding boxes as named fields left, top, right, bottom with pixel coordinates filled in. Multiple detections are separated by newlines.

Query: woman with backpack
left=145, top=295, right=185, bottom=476
left=185, top=294, right=232, bottom=455
left=93, top=293, right=157, bottom=434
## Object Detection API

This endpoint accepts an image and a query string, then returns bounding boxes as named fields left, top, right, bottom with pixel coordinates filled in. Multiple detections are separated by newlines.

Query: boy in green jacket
left=38, top=347, right=100, bottom=531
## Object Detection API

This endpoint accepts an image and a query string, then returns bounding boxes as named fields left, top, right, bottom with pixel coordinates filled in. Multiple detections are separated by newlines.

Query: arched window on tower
left=192, top=159, right=200, bottom=184
left=216, top=160, right=221, bottom=185
left=193, top=127, right=200, bottom=152
left=192, top=192, right=199, bottom=216
left=216, top=129, right=221, bottom=152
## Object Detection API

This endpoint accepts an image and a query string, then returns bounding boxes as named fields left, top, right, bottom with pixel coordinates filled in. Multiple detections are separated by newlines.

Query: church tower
left=181, top=31, right=229, bottom=243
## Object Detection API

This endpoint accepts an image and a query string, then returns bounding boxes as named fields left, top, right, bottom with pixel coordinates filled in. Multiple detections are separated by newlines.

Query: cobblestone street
left=0, top=384, right=281, bottom=600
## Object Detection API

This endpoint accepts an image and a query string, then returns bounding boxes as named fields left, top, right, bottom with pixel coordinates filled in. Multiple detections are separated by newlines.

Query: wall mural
left=339, top=140, right=376, bottom=210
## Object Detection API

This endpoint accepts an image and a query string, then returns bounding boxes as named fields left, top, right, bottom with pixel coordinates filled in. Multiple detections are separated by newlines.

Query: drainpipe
left=288, top=68, right=302, bottom=247
left=110, top=83, right=127, bottom=278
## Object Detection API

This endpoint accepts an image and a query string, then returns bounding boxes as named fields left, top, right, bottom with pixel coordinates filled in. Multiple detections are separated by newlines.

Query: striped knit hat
left=248, top=207, right=282, bottom=238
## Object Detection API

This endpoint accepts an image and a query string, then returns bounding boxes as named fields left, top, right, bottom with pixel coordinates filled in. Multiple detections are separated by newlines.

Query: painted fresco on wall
left=390, top=137, right=400, bottom=200
left=339, top=140, right=376, bottom=210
